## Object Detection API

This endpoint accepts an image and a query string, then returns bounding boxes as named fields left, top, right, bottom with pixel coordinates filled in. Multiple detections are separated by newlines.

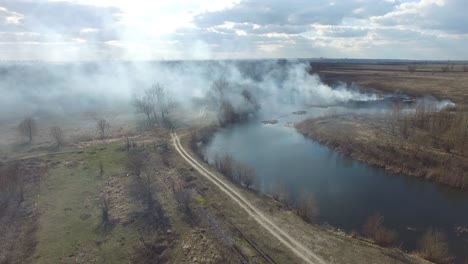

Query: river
left=203, top=106, right=468, bottom=262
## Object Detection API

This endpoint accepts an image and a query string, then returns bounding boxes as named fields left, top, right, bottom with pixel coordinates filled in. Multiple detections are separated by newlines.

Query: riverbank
left=180, top=127, right=431, bottom=264
left=295, top=113, right=468, bottom=190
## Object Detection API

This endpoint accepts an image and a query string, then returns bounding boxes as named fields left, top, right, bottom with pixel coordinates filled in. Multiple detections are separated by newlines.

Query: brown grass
left=295, top=111, right=468, bottom=190
left=317, top=63, right=468, bottom=104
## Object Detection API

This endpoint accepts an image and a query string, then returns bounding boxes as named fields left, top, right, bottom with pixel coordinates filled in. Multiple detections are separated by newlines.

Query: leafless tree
left=363, top=212, right=398, bottom=247
left=214, top=154, right=235, bottom=179
left=127, top=149, right=147, bottom=177
left=296, top=189, right=319, bottom=223
left=132, top=86, right=157, bottom=125
left=99, top=195, right=111, bottom=232
left=49, top=126, right=64, bottom=148
left=271, top=181, right=290, bottom=206
left=18, top=117, right=37, bottom=144
left=417, top=227, right=453, bottom=264
left=96, top=118, right=110, bottom=139
left=237, top=163, right=256, bottom=189
left=133, top=84, right=176, bottom=128
left=219, top=101, right=238, bottom=126
left=153, top=84, right=176, bottom=128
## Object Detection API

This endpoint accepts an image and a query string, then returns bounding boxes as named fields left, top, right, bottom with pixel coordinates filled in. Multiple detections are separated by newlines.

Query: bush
left=417, top=228, right=453, bottom=264
left=213, top=154, right=257, bottom=189
left=296, top=190, right=319, bottom=223
left=126, top=149, right=148, bottom=177
left=363, top=213, right=398, bottom=247
left=236, top=162, right=256, bottom=189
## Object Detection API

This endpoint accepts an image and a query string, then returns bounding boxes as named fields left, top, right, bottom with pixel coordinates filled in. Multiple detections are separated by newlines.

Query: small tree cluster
left=362, top=213, right=398, bottom=247
left=207, top=79, right=260, bottom=127
left=269, top=182, right=319, bottom=223
left=189, top=125, right=218, bottom=161
left=213, top=154, right=257, bottom=189
left=17, top=117, right=37, bottom=145
left=49, top=126, right=64, bottom=148
left=125, top=136, right=138, bottom=152
left=132, top=84, right=176, bottom=128
left=126, top=149, right=148, bottom=177
left=96, top=118, right=110, bottom=139
left=295, top=190, right=319, bottom=223
left=271, top=181, right=290, bottom=205
left=98, top=195, right=112, bottom=232
left=417, top=227, right=453, bottom=264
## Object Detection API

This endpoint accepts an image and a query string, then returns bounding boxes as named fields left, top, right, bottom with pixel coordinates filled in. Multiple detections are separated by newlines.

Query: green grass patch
left=34, top=141, right=141, bottom=263
left=195, top=195, right=207, bottom=206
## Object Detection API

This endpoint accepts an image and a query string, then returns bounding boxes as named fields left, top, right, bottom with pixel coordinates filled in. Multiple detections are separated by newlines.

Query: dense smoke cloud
left=0, top=60, right=381, bottom=121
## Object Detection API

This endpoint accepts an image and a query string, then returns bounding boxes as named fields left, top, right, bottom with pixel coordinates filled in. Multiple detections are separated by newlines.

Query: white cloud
left=0, top=0, right=467, bottom=60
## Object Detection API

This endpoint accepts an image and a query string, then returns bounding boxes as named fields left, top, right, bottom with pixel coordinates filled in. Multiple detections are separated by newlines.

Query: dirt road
left=171, top=132, right=326, bottom=264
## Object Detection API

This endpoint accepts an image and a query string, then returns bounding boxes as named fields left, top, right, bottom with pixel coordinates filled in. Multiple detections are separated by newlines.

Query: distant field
left=316, top=63, right=468, bottom=104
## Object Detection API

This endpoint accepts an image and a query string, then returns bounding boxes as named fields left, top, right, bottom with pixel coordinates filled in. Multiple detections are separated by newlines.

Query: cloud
left=0, top=0, right=467, bottom=60
left=372, top=0, right=468, bottom=33
left=194, top=0, right=397, bottom=27
left=0, top=6, right=24, bottom=25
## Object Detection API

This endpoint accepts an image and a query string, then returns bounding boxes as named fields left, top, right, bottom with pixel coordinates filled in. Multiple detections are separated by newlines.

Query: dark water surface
left=204, top=110, right=468, bottom=262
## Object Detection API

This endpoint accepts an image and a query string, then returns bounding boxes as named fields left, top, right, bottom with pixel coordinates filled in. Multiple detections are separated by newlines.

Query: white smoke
left=0, top=60, right=381, bottom=121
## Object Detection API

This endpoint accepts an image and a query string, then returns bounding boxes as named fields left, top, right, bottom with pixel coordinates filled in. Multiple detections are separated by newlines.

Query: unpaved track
left=171, top=132, right=326, bottom=264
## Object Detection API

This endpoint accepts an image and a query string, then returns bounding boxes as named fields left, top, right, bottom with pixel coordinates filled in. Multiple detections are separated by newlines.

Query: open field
left=0, top=111, right=433, bottom=264
left=316, top=62, right=468, bottom=104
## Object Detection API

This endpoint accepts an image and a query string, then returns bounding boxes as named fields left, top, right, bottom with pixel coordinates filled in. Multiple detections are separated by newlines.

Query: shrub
left=296, top=190, right=319, bottom=223
left=363, top=213, right=398, bottom=247
left=417, top=227, right=453, bottom=264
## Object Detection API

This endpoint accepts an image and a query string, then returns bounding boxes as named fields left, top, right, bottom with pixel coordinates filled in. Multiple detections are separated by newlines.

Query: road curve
left=171, top=132, right=326, bottom=264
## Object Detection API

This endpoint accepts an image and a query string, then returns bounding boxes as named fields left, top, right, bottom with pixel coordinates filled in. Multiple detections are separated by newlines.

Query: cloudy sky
left=0, top=0, right=466, bottom=61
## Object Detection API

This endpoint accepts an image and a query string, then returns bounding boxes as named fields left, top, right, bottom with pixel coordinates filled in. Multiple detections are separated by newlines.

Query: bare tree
left=96, top=118, right=110, bottom=139
left=153, top=84, right=176, bottom=128
left=363, top=212, right=398, bottom=247
left=237, top=163, right=256, bottom=189
left=214, top=154, right=235, bottom=179
left=127, top=149, right=147, bottom=177
left=271, top=181, right=290, bottom=206
left=18, top=117, right=37, bottom=144
left=219, top=101, right=238, bottom=126
left=132, top=85, right=159, bottom=125
left=99, top=195, right=111, bottom=232
left=296, top=189, right=319, bottom=223
left=417, top=228, right=453, bottom=264
left=132, top=84, right=176, bottom=128
left=49, top=126, right=64, bottom=148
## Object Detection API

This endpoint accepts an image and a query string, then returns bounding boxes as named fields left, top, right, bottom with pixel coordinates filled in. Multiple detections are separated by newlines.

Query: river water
left=203, top=106, right=468, bottom=262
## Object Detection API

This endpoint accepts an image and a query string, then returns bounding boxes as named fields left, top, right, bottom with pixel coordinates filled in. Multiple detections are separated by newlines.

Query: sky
left=0, top=0, right=467, bottom=61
